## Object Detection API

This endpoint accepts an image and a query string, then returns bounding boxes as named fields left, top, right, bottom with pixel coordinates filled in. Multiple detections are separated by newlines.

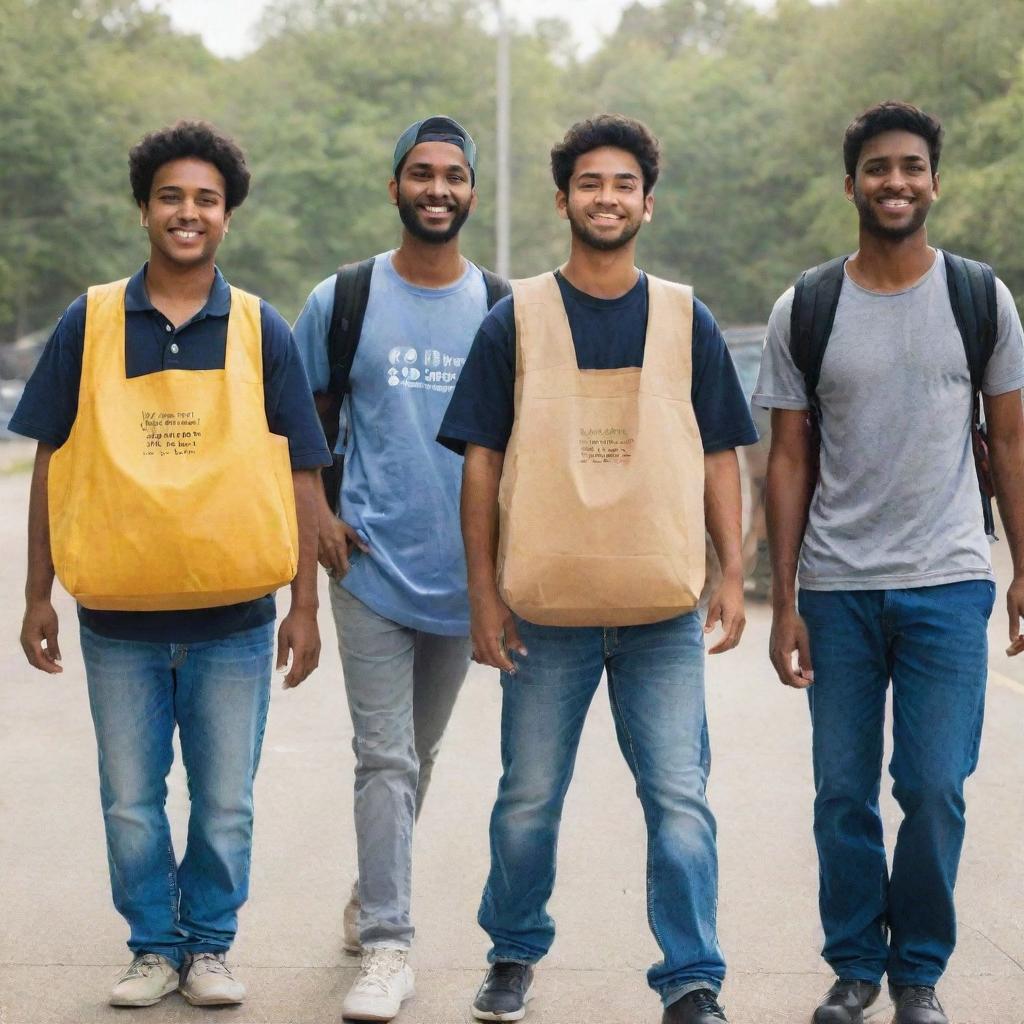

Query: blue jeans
left=478, top=612, right=725, bottom=1005
left=799, top=581, right=994, bottom=988
left=81, top=621, right=274, bottom=968
left=331, top=583, right=470, bottom=948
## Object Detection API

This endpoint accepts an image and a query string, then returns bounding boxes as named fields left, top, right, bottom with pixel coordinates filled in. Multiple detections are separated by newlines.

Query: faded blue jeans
left=478, top=612, right=725, bottom=1006
left=799, top=580, right=995, bottom=988
left=332, top=583, right=471, bottom=948
left=81, top=621, right=274, bottom=969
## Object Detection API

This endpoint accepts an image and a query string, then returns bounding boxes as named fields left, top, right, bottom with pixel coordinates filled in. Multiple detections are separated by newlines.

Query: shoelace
left=189, top=953, right=232, bottom=978
left=899, top=987, right=939, bottom=1009
left=355, top=951, right=406, bottom=994
left=121, top=954, right=164, bottom=980
left=688, top=989, right=727, bottom=1020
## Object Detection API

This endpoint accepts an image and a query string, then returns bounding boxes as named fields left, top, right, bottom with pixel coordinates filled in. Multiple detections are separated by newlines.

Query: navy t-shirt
left=9, top=264, right=332, bottom=643
left=437, top=271, right=758, bottom=454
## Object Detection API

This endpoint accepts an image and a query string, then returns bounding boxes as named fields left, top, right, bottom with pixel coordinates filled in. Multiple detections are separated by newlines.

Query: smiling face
left=846, top=129, right=938, bottom=241
left=557, top=146, right=653, bottom=252
left=140, top=157, right=230, bottom=270
left=389, top=141, right=476, bottom=245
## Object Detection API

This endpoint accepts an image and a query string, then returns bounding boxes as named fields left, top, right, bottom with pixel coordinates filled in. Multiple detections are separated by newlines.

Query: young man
left=755, top=101, right=1024, bottom=1024
left=12, top=121, right=329, bottom=1008
left=439, top=115, right=758, bottom=1024
left=293, top=115, right=507, bottom=1022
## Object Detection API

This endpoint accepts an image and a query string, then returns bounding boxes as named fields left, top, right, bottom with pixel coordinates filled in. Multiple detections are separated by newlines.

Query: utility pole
left=495, top=0, right=511, bottom=278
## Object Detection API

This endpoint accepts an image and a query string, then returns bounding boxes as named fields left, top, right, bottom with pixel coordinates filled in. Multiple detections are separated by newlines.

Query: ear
left=932, top=171, right=940, bottom=200
left=469, top=188, right=478, bottom=214
left=224, top=208, right=233, bottom=234
left=555, top=189, right=568, bottom=221
left=139, top=202, right=149, bottom=228
left=844, top=174, right=855, bottom=202
left=643, top=192, right=654, bottom=223
left=388, top=177, right=399, bottom=206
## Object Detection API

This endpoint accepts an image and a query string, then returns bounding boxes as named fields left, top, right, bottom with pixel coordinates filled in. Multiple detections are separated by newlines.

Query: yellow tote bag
left=497, top=273, right=705, bottom=627
left=48, top=279, right=299, bottom=611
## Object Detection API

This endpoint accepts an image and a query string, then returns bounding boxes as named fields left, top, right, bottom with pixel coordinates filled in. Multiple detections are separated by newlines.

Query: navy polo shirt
left=10, top=264, right=331, bottom=643
left=438, top=271, right=759, bottom=454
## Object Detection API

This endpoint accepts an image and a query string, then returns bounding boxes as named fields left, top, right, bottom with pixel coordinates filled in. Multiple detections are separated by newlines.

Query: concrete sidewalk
left=1, top=466, right=1022, bottom=1024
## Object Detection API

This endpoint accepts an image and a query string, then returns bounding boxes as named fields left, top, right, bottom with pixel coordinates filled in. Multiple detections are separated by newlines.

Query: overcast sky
left=141, top=0, right=773, bottom=59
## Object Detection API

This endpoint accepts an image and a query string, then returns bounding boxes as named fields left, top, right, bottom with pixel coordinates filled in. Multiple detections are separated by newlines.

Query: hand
left=21, top=599, right=63, bottom=673
left=704, top=573, right=746, bottom=654
left=1007, top=575, right=1024, bottom=656
left=318, top=510, right=369, bottom=579
left=470, top=588, right=527, bottom=672
left=769, top=606, right=814, bottom=688
left=276, top=607, right=320, bottom=688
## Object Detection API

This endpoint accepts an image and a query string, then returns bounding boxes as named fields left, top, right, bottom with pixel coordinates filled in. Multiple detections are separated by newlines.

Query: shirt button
left=164, top=324, right=172, bottom=333
left=169, top=343, right=179, bottom=354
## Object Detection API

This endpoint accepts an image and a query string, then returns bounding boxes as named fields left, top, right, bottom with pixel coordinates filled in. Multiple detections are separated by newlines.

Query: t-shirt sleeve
left=751, top=287, right=809, bottom=411
left=261, top=302, right=332, bottom=470
left=437, top=295, right=516, bottom=455
left=691, top=299, right=759, bottom=453
left=7, top=296, right=87, bottom=448
left=982, top=278, right=1024, bottom=396
left=291, top=275, right=335, bottom=394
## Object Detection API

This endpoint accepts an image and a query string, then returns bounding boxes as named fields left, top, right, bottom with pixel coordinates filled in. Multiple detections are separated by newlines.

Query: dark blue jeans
left=799, top=580, right=995, bottom=987
left=478, top=612, right=724, bottom=1005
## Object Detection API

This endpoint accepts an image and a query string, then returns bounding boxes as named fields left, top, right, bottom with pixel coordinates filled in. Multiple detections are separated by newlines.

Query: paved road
left=0, top=464, right=1021, bottom=1024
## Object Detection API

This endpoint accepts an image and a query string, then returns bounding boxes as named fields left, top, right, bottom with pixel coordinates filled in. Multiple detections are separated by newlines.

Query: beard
left=565, top=206, right=643, bottom=252
left=398, top=195, right=470, bottom=244
left=853, top=188, right=931, bottom=241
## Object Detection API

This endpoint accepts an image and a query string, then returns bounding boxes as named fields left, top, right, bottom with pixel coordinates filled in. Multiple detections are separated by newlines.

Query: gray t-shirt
left=753, top=250, right=1024, bottom=591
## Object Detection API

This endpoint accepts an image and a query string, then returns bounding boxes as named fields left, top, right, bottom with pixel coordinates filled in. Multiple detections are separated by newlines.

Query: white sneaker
left=341, top=948, right=415, bottom=1021
left=109, top=952, right=179, bottom=1007
left=178, top=952, right=245, bottom=1006
left=343, top=878, right=362, bottom=954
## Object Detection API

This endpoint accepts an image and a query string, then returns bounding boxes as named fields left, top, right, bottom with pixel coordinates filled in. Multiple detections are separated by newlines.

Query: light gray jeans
left=331, top=582, right=471, bottom=948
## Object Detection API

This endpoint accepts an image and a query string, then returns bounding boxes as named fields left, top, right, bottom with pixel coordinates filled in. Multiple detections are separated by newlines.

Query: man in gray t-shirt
left=755, top=101, right=1024, bottom=1024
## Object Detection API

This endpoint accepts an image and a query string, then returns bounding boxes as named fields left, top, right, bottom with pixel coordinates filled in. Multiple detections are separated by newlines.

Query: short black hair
left=843, top=101, right=944, bottom=178
left=551, top=115, right=660, bottom=195
left=129, top=120, right=251, bottom=211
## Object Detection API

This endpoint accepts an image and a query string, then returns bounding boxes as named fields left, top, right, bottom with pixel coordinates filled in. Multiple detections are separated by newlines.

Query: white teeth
left=424, top=206, right=449, bottom=214
left=172, top=230, right=198, bottom=239
left=880, top=199, right=910, bottom=208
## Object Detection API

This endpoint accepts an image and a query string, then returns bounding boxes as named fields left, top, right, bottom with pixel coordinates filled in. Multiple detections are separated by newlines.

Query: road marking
left=989, top=667, right=1024, bottom=696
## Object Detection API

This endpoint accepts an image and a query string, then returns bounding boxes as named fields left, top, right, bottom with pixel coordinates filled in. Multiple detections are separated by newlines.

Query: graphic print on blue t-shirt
left=437, top=271, right=758, bottom=457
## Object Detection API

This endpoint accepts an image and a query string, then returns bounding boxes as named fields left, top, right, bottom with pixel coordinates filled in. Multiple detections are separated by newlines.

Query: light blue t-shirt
left=293, top=251, right=488, bottom=635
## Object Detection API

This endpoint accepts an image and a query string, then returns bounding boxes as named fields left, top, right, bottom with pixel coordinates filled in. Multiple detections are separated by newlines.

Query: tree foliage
left=2, top=0, right=1023, bottom=340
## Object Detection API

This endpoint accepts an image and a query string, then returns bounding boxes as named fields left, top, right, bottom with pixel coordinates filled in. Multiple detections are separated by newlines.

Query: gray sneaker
left=108, top=952, right=179, bottom=1007
left=178, top=952, right=245, bottom=1006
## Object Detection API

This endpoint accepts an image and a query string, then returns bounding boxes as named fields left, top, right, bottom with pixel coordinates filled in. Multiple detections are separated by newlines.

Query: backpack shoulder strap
left=789, top=255, right=848, bottom=403
left=943, top=250, right=997, bottom=395
left=327, top=256, right=376, bottom=397
left=477, top=265, right=512, bottom=309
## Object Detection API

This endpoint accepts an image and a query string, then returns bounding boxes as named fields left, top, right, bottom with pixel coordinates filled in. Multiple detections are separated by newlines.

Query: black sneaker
left=812, top=979, right=881, bottom=1023
left=662, top=989, right=728, bottom=1024
left=890, top=985, right=948, bottom=1024
left=472, top=962, right=535, bottom=1022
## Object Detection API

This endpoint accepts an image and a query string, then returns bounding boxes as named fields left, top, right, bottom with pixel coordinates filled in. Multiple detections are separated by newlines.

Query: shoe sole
left=472, top=983, right=534, bottom=1022
left=179, top=989, right=244, bottom=1007
left=109, top=977, right=178, bottom=1007
left=341, top=983, right=415, bottom=1021
left=342, top=940, right=363, bottom=956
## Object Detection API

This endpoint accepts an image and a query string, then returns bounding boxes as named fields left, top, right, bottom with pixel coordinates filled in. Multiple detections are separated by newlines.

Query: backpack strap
left=478, top=265, right=512, bottom=309
left=943, top=250, right=997, bottom=394
left=943, top=250, right=998, bottom=538
left=789, top=255, right=849, bottom=410
left=327, top=256, right=376, bottom=400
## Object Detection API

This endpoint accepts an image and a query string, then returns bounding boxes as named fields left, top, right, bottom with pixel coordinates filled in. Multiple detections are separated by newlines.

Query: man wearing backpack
left=293, top=115, right=508, bottom=1022
left=755, top=101, right=1024, bottom=1024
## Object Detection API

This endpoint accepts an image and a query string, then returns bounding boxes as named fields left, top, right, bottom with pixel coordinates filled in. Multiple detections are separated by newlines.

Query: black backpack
left=789, top=250, right=999, bottom=538
left=315, top=256, right=511, bottom=511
